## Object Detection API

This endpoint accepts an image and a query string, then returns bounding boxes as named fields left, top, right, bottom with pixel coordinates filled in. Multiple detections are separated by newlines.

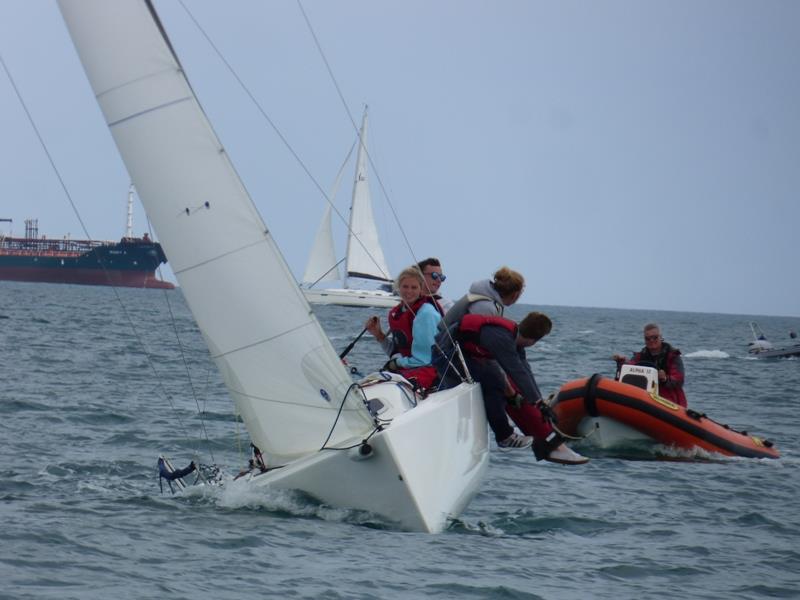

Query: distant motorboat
left=747, top=322, right=800, bottom=359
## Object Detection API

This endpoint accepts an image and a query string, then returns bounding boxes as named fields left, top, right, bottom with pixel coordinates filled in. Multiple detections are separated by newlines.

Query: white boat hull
left=577, top=416, right=653, bottom=448
left=241, top=381, right=489, bottom=532
left=304, top=287, right=399, bottom=308
left=749, top=345, right=800, bottom=359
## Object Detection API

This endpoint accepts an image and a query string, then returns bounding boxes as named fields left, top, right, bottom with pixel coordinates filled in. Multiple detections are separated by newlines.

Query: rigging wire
left=295, top=0, right=418, bottom=272
left=176, top=0, right=390, bottom=284
left=144, top=214, right=216, bottom=464
left=319, top=383, right=372, bottom=451
left=0, top=51, right=215, bottom=462
left=176, top=2, right=459, bottom=360
left=294, top=0, right=467, bottom=374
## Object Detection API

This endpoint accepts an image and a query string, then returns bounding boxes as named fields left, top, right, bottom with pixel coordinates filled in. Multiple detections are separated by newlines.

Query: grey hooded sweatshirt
left=440, top=278, right=505, bottom=331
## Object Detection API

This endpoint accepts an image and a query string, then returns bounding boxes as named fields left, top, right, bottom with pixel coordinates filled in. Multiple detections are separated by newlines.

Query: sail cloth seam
left=94, top=65, right=177, bottom=100
left=172, top=237, right=267, bottom=277
left=176, top=1, right=390, bottom=283
left=210, top=320, right=317, bottom=360
left=107, top=96, right=193, bottom=129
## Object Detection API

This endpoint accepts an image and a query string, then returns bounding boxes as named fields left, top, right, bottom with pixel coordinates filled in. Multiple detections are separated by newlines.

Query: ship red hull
left=0, top=265, right=174, bottom=289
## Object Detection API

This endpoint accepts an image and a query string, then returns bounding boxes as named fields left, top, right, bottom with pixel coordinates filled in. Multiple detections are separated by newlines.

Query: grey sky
left=1, top=1, right=798, bottom=317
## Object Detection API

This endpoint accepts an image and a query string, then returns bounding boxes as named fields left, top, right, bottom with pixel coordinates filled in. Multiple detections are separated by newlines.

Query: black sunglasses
left=644, top=335, right=660, bottom=341
left=430, top=272, right=446, bottom=282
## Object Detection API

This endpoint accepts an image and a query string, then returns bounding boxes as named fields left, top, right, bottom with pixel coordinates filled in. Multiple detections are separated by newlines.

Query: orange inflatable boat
left=551, top=373, right=779, bottom=459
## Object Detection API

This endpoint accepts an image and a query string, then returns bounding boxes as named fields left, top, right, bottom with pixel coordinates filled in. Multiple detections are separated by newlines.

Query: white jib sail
left=58, top=0, right=374, bottom=465
left=302, top=203, right=339, bottom=285
left=301, top=141, right=356, bottom=286
left=344, top=108, right=391, bottom=284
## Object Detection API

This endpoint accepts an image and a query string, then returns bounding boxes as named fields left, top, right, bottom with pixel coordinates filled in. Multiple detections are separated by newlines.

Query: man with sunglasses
left=417, top=257, right=454, bottom=314
left=613, top=323, right=687, bottom=407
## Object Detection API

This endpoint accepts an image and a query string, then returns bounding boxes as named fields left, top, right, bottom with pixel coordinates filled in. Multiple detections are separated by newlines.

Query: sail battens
left=94, top=65, right=179, bottom=100
left=107, top=95, right=192, bottom=128
left=210, top=319, right=317, bottom=361
left=59, top=0, right=376, bottom=462
left=172, top=237, right=268, bottom=277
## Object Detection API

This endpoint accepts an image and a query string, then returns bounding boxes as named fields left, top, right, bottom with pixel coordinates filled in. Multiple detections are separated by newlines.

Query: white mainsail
left=344, top=108, right=391, bottom=284
left=58, top=0, right=490, bottom=533
left=57, top=0, right=374, bottom=465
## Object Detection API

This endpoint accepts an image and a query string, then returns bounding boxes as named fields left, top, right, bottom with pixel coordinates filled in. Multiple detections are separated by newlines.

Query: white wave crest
left=180, top=473, right=392, bottom=527
left=685, top=349, right=729, bottom=359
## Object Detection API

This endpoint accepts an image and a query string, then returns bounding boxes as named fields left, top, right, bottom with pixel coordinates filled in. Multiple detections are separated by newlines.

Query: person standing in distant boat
left=365, top=266, right=443, bottom=389
left=613, top=323, right=687, bottom=407
left=417, top=257, right=453, bottom=315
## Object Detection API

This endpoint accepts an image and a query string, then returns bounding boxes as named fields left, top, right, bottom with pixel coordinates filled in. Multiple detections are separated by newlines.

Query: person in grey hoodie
left=436, top=267, right=527, bottom=447
left=434, top=266, right=588, bottom=463
left=440, top=266, right=524, bottom=332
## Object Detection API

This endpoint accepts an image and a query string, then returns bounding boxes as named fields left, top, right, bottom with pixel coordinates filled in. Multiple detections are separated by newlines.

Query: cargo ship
left=0, top=213, right=174, bottom=290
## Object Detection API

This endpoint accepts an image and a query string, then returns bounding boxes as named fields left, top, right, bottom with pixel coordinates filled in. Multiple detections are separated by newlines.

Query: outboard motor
left=618, top=364, right=659, bottom=396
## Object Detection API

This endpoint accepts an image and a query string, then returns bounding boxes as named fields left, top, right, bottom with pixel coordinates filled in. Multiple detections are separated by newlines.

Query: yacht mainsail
left=58, top=0, right=489, bottom=533
left=57, top=0, right=373, bottom=466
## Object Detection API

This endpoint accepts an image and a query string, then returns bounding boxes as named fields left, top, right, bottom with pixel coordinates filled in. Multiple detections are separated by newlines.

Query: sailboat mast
left=344, top=106, right=369, bottom=289
left=125, top=184, right=134, bottom=238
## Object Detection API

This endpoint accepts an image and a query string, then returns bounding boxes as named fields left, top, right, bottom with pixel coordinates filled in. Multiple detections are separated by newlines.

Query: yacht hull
left=242, top=381, right=489, bottom=532
left=304, top=288, right=399, bottom=308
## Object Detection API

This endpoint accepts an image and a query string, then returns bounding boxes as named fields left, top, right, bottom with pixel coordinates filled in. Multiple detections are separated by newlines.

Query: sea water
left=1, top=281, right=798, bottom=600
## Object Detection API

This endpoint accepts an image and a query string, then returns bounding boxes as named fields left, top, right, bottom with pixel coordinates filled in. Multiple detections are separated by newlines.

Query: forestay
left=58, top=0, right=375, bottom=465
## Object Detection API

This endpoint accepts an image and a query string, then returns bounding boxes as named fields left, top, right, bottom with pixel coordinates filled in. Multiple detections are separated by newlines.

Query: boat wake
left=572, top=439, right=778, bottom=462
left=179, top=475, right=396, bottom=529
left=684, top=349, right=729, bottom=359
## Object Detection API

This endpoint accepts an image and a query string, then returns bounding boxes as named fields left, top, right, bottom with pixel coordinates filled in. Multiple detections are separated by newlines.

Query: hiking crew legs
left=465, top=357, right=514, bottom=442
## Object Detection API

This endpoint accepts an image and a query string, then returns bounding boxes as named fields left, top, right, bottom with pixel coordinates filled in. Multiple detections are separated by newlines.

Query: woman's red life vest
left=387, top=296, right=442, bottom=357
left=457, top=314, right=517, bottom=358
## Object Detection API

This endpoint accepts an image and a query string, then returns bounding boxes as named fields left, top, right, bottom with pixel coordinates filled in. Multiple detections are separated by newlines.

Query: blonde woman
left=365, top=266, right=444, bottom=389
